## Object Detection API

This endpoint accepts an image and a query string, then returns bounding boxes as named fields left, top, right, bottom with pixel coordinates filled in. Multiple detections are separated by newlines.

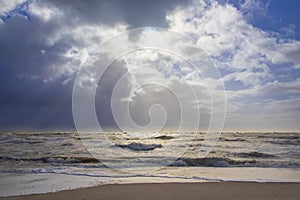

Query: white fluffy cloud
left=167, top=0, right=300, bottom=76
left=166, top=0, right=300, bottom=131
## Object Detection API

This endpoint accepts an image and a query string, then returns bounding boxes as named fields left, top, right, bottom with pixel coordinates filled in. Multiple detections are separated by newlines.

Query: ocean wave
left=171, top=157, right=300, bottom=168
left=172, top=157, right=257, bottom=167
left=153, top=135, right=174, bottom=140
left=267, top=140, right=300, bottom=146
left=0, top=133, right=72, bottom=144
left=116, top=143, right=163, bottom=151
left=0, top=156, right=99, bottom=164
left=30, top=132, right=73, bottom=136
left=1, top=155, right=299, bottom=169
left=220, top=138, right=246, bottom=142
left=234, top=151, right=276, bottom=158
left=0, top=134, right=43, bottom=144
left=257, top=135, right=299, bottom=140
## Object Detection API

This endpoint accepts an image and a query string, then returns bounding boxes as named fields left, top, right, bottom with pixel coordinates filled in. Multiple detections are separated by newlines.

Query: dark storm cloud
left=0, top=72, right=74, bottom=131
left=0, top=11, right=78, bottom=130
left=0, top=12, right=84, bottom=78
left=95, top=60, right=129, bottom=130
left=0, top=0, right=189, bottom=130
left=45, top=0, right=189, bottom=28
left=2, top=0, right=299, bottom=132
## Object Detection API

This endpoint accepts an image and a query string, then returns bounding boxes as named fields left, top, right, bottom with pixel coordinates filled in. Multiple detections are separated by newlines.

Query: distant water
left=0, top=132, right=299, bottom=196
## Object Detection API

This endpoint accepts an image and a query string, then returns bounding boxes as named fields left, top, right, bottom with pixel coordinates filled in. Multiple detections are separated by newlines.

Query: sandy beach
left=1, top=182, right=299, bottom=200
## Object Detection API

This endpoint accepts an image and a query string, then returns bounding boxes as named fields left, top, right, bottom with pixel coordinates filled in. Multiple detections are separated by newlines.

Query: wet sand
left=1, top=182, right=300, bottom=200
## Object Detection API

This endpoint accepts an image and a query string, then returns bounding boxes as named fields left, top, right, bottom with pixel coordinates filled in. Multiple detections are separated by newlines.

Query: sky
left=0, top=0, right=299, bottom=132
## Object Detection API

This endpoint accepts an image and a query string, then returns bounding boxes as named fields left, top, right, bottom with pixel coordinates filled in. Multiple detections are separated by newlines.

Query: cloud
left=166, top=0, right=300, bottom=130
left=77, top=41, right=215, bottom=132
left=0, top=0, right=299, bottom=131
left=40, top=0, right=188, bottom=28
left=0, top=0, right=25, bottom=16
left=0, top=1, right=128, bottom=80
left=167, top=0, right=300, bottom=88
left=0, top=0, right=126, bottom=130
left=240, top=0, right=270, bottom=20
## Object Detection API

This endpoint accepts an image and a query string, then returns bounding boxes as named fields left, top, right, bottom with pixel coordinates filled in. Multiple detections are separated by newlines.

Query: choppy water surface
left=1, top=132, right=299, bottom=169
left=0, top=132, right=299, bottom=196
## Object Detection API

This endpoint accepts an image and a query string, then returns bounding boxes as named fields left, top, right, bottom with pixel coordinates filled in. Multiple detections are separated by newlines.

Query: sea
left=0, top=131, right=299, bottom=197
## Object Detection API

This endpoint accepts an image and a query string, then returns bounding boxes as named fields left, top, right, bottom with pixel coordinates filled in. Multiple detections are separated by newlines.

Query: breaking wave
left=153, top=135, right=174, bottom=140
left=172, top=157, right=300, bottom=168
left=116, top=142, right=163, bottom=151
left=234, top=151, right=276, bottom=158
left=0, top=156, right=99, bottom=164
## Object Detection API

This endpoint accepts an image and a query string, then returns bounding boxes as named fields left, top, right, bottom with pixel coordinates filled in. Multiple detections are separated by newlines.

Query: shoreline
left=1, top=182, right=299, bottom=200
